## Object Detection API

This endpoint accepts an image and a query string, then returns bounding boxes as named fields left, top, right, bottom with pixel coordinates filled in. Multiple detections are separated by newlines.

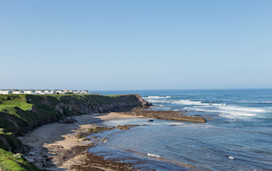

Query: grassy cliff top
left=0, top=94, right=138, bottom=117
left=0, top=95, right=33, bottom=116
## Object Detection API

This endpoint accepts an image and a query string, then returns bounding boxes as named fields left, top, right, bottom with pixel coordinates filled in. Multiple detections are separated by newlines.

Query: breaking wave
left=145, top=95, right=271, bottom=120
left=146, top=96, right=171, bottom=99
left=172, top=100, right=225, bottom=106
left=184, top=104, right=268, bottom=119
left=147, top=153, right=161, bottom=158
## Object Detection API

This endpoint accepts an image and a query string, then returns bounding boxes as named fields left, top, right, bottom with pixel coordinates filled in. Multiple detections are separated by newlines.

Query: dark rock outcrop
left=123, top=107, right=206, bottom=123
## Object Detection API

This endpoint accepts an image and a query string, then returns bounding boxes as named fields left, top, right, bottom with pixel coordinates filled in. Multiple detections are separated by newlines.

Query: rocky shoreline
left=0, top=94, right=205, bottom=170
left=19, top=113, right=143, bottom=170
left=19, top=110, right=204, bottom=171
left=0, top=94, right=152, bottom=170
left=121, top=107, right=207, bottom=123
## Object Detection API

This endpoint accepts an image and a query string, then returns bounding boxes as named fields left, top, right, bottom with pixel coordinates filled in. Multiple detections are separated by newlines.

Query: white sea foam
left=217, top=106, right=266, bottom=113
left=185, top=104, right=267, bottom=120
left=147, top=96, right=162, bottom=99
left=184, top=107, right=218, bottom=113
left=145, top=96, right=172, bottom=103
left=146, top=99, right=169, bottom=103
left=219, top=113, right=257, bottom=120
left=228, top=156, right=235, bottom=160
left=187, top=106, right=259, bottom=116
left=147, top=96, right=171, bottom=99
left=151, top=97, right=269, bottom=120
left=147, top=153, right=161, bottom=158
left=173, top=100, right=204, bottom=105
left=172, top=100, right=223, bottom=106
left=261, top=101, right=272, bottom=104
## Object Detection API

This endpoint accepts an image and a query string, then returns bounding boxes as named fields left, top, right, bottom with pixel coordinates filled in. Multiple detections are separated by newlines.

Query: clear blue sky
left=0, top=0, right=271, bottom=90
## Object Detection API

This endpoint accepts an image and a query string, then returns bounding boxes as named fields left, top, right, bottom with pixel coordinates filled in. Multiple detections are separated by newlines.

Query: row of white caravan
left=0, top=90, right=89, bottom=95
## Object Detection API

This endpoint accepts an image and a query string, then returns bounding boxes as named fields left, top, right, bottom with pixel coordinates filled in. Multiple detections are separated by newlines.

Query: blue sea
left=90, top=89, right=272, bottom=171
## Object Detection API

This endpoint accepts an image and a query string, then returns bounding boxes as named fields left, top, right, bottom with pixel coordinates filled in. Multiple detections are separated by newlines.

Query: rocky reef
left=122, top=107, right=206, bottom=123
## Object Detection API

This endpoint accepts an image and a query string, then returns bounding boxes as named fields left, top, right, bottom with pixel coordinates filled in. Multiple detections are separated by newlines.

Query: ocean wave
left=260, top=101, right=272, bottom=104
left=173, top=100, right=203, bottom=105
left=232, top=100, right=272, bottom=104
left=219, top=113, right=257, bottom=120
left=184, top=107, right=218, bottom=113
left=148, top=96, right=270, bottom=120
left=145, top=96, right=172, bottom=103
left=146, top=99, right=169, bottom=103
left=217, top=106, right=266, bottom=113
left=184, top=105, right=266, bottom=119
left=146, top=96, right=171, bottom=99
left=172, top=100, right=224, bottom=106
left=147, top=153, right=161, bottom=158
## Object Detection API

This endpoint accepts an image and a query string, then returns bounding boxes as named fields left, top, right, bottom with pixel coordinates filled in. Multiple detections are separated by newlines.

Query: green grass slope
left=0, top=149, right=39, bottom=171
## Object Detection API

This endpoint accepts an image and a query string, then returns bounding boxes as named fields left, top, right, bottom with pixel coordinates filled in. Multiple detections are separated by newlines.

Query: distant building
left=0, top=90, right=12, bottom=94
left=55, top=90, right=64, bottom=94
left=35, top=90, right=44, bottom=94
left=12, top=90, right=24, bottom=94
left=72, top=90, right=79, bottom=94
left=0, top=89, right=89, bottom=95
left=80, top=90, right=88, bottom=94
left=24, top=90, right=35, bottom=94
left=44, top=90, right=55, bottom=94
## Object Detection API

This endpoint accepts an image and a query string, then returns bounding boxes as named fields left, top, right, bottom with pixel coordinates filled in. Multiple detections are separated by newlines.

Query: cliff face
left=54, top=94, right=149, bottom=114
left=0, top=94, right=149, bottom=151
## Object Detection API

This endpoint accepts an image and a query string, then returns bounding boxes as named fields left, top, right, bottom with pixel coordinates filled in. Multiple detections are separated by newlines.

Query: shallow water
left=90, top=89, right=272, bottom=170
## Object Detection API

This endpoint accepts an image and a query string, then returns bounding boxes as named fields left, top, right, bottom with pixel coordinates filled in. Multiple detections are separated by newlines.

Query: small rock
left=101, top=137, right=108, bottom=143
left=13, top=153, right=23, bottom=158
left=24, top=156, right=35, bottom=163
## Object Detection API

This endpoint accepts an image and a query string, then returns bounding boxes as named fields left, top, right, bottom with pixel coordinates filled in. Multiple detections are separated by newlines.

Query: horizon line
left=90, top=88, right=272, bottom=91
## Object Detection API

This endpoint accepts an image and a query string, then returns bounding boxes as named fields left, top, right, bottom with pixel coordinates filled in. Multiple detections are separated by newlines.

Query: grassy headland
left=0, top=94, right=146, bottom=170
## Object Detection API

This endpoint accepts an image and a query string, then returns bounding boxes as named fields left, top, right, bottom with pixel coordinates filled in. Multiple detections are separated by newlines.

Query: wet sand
left=19, top=112, right=143, bottom=170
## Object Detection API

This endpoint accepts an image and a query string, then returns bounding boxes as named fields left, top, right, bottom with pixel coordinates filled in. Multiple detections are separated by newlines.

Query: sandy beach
left=19, top=112, right=143, bottom=171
